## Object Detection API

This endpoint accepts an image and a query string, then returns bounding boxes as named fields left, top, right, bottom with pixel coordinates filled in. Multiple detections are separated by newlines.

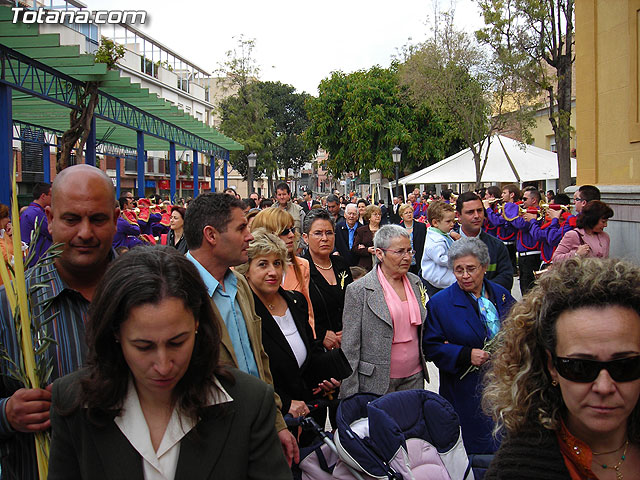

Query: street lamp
left=247, top=152, right=257, bottom=194
left=392, top=146, right=402, bottom=198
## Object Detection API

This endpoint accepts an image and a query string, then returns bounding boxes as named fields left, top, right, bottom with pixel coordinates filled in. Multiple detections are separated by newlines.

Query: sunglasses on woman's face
left=553, top=355, right=640, bottom=383
left=279, top=227, right=296, bottom=236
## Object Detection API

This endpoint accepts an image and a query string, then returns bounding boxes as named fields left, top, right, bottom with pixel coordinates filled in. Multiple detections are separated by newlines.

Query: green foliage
left=305, top=65, right=456, bottom=179
left=215, top=34, right=260, bottom=92
left=94, top=36, right=125, bottom=70
left=256, top=81, right=315, bottom=175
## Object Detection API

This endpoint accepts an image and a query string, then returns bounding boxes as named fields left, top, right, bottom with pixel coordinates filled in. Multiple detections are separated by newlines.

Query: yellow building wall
left=530, top=105, right=577, bottom=153
left=576, top=0, right=640, bottom=185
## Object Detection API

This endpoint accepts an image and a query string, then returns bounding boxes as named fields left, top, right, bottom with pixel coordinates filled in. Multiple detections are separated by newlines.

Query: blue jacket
left=423, top=279, right=514, bottom=454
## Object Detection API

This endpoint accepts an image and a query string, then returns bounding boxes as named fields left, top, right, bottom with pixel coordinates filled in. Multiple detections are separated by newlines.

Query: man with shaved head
left=0, top=165, right=118, bottom=479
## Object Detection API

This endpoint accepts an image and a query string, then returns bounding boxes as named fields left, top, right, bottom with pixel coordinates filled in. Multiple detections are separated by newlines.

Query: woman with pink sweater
left=552, top=200, right=613, bottom=262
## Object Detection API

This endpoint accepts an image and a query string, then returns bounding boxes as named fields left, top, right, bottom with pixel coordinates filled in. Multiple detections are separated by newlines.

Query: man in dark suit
left=301, top=190, right=320, bottom=213
left=456, top=192, right=513, bottom=292
left=388, top=196, right=402, bottom=224
left=334, top=203, right=360, bottom=265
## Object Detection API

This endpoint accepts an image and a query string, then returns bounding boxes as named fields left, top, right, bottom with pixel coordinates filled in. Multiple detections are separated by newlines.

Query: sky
left=89, top=0, right=486, bottom=95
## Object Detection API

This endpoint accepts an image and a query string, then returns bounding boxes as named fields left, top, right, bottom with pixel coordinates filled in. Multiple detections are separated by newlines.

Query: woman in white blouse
left=48, top=246, right=291, bottom=480
left=236, top=229, right=341, bottom=446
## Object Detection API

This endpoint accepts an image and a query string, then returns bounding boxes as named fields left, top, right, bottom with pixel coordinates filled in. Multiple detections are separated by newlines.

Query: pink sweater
left=552, top=228, right=610, bottom=263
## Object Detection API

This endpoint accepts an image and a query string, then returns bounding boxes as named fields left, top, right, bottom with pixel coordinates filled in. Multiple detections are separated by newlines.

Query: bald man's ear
left=45, top=206, right=53, bottom=236
left=113, top=207, right=120, bottom=226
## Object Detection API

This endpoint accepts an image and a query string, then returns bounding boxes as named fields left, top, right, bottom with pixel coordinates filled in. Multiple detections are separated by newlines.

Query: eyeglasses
left=279, top=227, right=296, bottom=236
left=453, top=265, right=480, bottom=276
left=573, top=196, right=585, bottom=203
left=310, top=230, right=334, bottom=239
left=380, top=248, right=415, bottom=258
left=553, top=355, right=640, bottom=383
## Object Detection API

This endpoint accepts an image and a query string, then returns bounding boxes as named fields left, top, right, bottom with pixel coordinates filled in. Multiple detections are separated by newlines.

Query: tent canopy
left=400, top=135, right=576, bottom=185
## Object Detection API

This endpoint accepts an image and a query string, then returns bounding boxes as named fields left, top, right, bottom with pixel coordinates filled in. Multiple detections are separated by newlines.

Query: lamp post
left=392, top=146, right=402, bottom=198
left=247, top=152, right=257, bottom=194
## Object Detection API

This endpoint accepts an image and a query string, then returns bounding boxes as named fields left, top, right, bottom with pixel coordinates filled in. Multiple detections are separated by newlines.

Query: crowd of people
left=0, top=170, right=636, bottom=480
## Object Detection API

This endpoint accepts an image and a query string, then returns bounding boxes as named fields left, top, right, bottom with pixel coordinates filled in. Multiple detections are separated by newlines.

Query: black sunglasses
left=279, top=227, right=296, bottom=236
left=553, top=355, right=640, bottom=383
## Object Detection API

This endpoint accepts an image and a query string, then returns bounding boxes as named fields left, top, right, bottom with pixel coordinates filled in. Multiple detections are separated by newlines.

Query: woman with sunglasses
left=423, top=237, right=515, bottom=455
left=483, top=257, right=640, bottom=479
left=251, top=208, right=315, bottom=334
left=340, top=225, right=429, bottom=398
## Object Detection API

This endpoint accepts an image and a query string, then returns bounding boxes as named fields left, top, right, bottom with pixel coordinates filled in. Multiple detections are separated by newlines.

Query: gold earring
left=551, top=380, right=558, bottom=387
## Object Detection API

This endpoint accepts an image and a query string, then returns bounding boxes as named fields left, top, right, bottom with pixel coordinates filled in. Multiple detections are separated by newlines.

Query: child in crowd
left=421, top=200, right=459, bottom=297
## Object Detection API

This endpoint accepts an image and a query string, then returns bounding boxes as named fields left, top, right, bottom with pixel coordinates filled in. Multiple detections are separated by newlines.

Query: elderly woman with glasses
left=483, top=258, right=640, bottom=479
left=423, top=237, right=515, bottom=454
left=340, top=225, right=429, bottom=398
left=352, top=204, right=383, bottom=271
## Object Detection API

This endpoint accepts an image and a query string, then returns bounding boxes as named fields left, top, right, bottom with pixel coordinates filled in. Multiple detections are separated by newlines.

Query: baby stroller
left=294, top=389, right=475, bottom=479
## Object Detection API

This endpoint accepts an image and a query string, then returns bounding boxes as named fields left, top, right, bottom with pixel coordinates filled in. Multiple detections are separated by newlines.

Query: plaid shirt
left=0, top=261, right=92, bottom=480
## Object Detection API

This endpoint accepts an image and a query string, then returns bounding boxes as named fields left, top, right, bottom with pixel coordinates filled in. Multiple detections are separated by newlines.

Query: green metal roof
left=0, top=6, right=243, bottom=153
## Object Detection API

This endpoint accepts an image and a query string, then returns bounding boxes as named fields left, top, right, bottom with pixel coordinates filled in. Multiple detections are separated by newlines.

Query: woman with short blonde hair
left=251, top=207, right=315, bottom=334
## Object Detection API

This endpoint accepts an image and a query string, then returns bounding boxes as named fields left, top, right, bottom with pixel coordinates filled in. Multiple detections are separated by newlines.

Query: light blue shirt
left=186, top=252, right=260, bottom=378
left=347, top=224, right=358, bottom=249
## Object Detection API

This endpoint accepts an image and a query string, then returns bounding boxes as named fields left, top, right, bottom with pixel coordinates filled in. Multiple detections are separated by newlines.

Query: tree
left=58, top=37, right=124, bottom=172
left=305, top=65, right=455, bottom=181
left=256, top=81, right=315, bottom=180
left=218, top=82, right=275, bottom=179
left=476, top=0, right=574, bottom=190
left=398, top=13, right=535, bottom=189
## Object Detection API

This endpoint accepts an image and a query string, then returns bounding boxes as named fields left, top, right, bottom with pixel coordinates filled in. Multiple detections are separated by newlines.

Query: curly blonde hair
left=482, top=257, right=640, bottom=441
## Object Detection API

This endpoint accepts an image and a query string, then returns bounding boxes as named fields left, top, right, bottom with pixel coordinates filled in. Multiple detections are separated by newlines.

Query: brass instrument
left=538, top=202, right=571, bottom=221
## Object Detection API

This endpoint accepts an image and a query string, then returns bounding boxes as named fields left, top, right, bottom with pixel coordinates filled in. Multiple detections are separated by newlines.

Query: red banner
left=158, top=179, right=170, bottom=189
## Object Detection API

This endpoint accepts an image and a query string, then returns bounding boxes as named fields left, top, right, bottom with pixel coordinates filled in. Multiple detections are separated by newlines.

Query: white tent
left=399, top=135, right=577, bottom=186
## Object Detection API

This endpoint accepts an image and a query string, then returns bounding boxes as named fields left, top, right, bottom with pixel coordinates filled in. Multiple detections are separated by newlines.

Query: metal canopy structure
left=0, top=6, right=243, bottom=204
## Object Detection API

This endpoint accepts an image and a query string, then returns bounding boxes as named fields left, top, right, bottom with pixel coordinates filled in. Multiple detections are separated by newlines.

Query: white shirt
left=272, top=308, right=307, bottom=368
left=114, top=377, right=233, bottom=480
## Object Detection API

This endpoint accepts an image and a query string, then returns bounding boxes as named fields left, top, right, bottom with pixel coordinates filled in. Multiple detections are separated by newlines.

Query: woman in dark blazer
left=423, top=238, right=514, bottom=455
left=48, top=247, right=291, bottom=480
left=237, top=229, right=343, bottom=444
left=302, top=209, right=354, bottom=350
left=399, top=203, right=427, bottom=277
left=351, top=205, right=382, bottom=271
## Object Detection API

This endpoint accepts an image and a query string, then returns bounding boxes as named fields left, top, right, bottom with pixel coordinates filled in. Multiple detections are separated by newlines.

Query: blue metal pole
left=85, top=116, right=96, bottom=165
left=42, top=143, right=50, bottom=184
left=137, top=131, right=145, bottom=198
left=0, top=84, right=12, bottom=207
left=210, top=154, right=215, bottom=192
left=169, top=142, right=176, bottom=203
left=115, top=156, right=121, bottom=199
left=192, top=150, right=199, bottom=197
left=223, top=150, right=229, bottom=188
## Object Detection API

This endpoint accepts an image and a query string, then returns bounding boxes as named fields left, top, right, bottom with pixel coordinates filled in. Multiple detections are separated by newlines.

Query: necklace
left=313, top=260, right=333, bottom=270
left=594, top=440, right=628, bottom=480
left=593, top=440, right=628, bottom=456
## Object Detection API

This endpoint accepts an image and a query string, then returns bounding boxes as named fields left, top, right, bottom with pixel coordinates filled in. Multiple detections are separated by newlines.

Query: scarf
left=376, top=266, right=422, bottom=342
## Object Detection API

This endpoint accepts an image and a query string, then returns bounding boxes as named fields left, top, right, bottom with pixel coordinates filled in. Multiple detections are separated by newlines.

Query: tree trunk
left=555, top=53, right=573, bottom=192
left=58, top=82, right=100, bottom=172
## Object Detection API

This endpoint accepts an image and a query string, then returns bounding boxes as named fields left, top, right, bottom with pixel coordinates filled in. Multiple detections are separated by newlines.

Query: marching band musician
left=114, top=196, right=144, bottom=249
left=522, top=193, right=574, bottom=265
left=485, top=184, right=520, bottom=274
left=482, top=186, right=502, bottom=238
